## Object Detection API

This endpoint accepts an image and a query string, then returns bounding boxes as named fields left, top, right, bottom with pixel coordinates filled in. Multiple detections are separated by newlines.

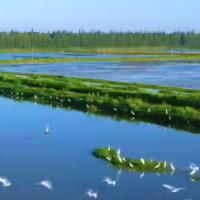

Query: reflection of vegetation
left=0, top=71, right=200, bottom=133
left=1, top=54, right=200, bottom=64
left=93, top=147, right=170, bottom=173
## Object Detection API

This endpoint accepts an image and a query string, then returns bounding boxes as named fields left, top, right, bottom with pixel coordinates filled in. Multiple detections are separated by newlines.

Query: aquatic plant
left=92, top=147, right=171, bottom=173
left=0, top=71, right=200, bottom=133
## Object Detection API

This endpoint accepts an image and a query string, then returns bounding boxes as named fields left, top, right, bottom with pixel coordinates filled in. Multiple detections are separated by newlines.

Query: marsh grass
left=0, top=71, right=200, bottom=133
left=92, top=147, right=171, bottom=173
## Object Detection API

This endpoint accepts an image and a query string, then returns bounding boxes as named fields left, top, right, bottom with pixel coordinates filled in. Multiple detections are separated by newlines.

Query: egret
left=56, top=97, right=58, bottom=100
left=169, top=116, right=171, bottom=121
left=148, top=108, right=151, bottom=113
left=85, top=189, right=98, bottom=198
left=21, top=93, right=23, bottom=96
left=45, top=125, right=50, bottom=134
left=108, top=144, right=110, bottom=151
left=50, top=96, right=52, bottom=99
left=0, top=176, right=11, bottom=187
left=131, top=111, right=135, bottom=115
left=118, top=156, right=122, bottom=163
left=60, top=99, right=63, bottom=102
left=86, top=104, right=89, bottom=108
left=150, top=158, right=153, bottom=162
left=106, top=157, right=111, bottom=161
left=129, top=162, right=134, bottom=168
left=166, top=109, right=168, bottom=115
left=140, top=172, right=145, bottom=178
left=102, top=177, right=116, bottom=186
left=155, top=162, right=161, bottom=169
left=37, top=180, right=53, bottom=190
left=113, top=108, right=117, bottom=111
left=68, top=99, right=71, bottom=102
left=170, top=162, right=175, bottom=171
left=188, top=163, right=199, bottom=171
left=164, top=161, right=167, bottom=168
left=190, top=169, right=197, bottom=176
left=34, top=94, right=37, bottom=99
left=140, top=158, right=145, bottom=165
left=117, top=149, right=121, bottom=157
left=122, top=157, right=126, bottom=162
left=163, top=184, right=186, bottom=193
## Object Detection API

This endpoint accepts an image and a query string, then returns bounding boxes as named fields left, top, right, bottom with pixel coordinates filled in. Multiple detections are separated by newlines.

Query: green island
left=0, top=71, right=200, bottom=134
left=92, top=147, right=170, bottom=173
left=1, top=54, right=200, bottom=64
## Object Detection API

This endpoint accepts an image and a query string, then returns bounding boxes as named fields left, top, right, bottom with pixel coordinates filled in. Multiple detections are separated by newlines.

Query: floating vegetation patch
left=92, top=147, right=171, bottom=173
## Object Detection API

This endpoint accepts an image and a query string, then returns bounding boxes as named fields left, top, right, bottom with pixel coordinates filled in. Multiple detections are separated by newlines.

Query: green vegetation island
left=1, top=54, right=200, bottom=64
left=0, top=71, right=200, bottom=134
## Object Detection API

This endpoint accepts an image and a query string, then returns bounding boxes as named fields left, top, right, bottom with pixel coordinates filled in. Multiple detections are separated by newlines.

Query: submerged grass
left=92, top=147, right=170, bottom=173
left=0, top=71, right=200, bottom=133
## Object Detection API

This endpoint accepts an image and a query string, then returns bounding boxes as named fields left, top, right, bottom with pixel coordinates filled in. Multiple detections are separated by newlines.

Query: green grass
left=92, top=147, right=170, bottom=173
left=1, top=54, right=200, bottom=64
left=0, top=71, right=200, bottom=133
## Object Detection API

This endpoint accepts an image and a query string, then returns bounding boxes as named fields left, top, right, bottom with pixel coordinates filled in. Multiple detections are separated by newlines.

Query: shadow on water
left=0, top=96, right=199, bottom=200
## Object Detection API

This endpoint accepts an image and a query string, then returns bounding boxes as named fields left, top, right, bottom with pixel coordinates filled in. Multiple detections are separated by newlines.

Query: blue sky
left=0, top=0, right=199, bottom=32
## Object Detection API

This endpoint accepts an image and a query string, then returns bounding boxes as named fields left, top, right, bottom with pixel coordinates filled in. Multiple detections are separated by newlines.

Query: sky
left=0, top=0, right=199, bottom=32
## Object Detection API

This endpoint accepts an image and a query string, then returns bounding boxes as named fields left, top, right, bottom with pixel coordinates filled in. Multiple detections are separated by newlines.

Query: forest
left=0, top=30, right=200, bottom=49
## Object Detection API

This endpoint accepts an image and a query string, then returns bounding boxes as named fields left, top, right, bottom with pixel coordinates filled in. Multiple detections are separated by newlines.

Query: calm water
left=1, top=61, right=200, bottom=89
left=0, top=52, right=169, bottom=60
left=0, top=97, right=199, bottom=200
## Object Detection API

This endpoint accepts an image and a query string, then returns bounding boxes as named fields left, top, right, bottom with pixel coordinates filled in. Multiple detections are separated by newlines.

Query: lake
left=0, top=96, right=199, bottom=200
left=1, top=60, right=200, bottom=89
left=0, top=52, right=171, bottom=60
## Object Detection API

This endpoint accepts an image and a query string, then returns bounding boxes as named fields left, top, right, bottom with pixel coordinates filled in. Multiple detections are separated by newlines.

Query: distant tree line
left=0, top=30, right=200, bottom=48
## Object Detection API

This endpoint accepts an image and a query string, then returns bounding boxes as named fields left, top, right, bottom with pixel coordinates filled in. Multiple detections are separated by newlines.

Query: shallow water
left=0, top=97, right=199, bottom=200
left=0, top=52, right=170, bottom=60
left=1, top=61, right=200, bottom=89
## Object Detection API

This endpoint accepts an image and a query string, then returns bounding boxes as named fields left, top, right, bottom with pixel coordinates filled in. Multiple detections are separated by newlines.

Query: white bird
left=37, top=180, right=53, bottom=190
left=122, top=157, right=126, bottom=162
left=155, top=162, right=161, bottom=169
left=140, top=172, right=145, bottom=178
left=189, top=163, right=199, bottom=171
left=113, top=108, right=117, bottom=111
left=46, top=125, right=50, bottom=134
left=117, top=149, right=121, bottom=157
left=85, top=189, right=98, bottom=198
left=129, top=162, right=134, bottom=168
left=86, top=104, right=89, bottom=108
left=0, top=176, right=11, bottom=187
left=60, top=99, right=63, bottom=102
left=118, top=156, right=122, bottom=163
left=190, top=169, right=197, bottom=176
left=34, top=94, right=37, bottom=99
left=131, top=111, right=135, bottom=115
left=21, top=93, right=23, bottom=96
left=148, top=108, right=151, bottom=113
left=56, top=97, right=59, bottom=100
left=170, top=162, right=175, bottom=171
left=163, top=184, right=186, bottom=193
left=108, top=144, right=110, bottom=151
left=68, top=98, right=71, bottom=102
left=169, top=116, right=171, bottom=120
left=49, top=96, right=52, bottom=99
left=166, top=109, right=168, bottom=115
left=140, top=158, right=145, bottom=165
left=102, top=177, right=116, bottom=186
left=106, top=157, right=111, bottom=161
left=150, top=158, right=153, bottom=162
left=164, top=161, right=167, bottom=168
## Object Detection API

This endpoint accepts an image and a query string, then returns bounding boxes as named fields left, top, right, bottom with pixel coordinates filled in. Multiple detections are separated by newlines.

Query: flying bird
left=102, top=177, right=116, bottom=186
left=37, top=180, right=53, bottom=190
left=0, top=176, right=11, bottom=187
left=85, top=189, right=98, bottom=198
left=163, top=184, right=186, bottom=193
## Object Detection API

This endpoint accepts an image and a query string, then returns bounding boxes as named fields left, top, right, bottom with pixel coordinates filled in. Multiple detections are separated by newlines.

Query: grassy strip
left=0, top=72, right=200, bottom=133
left=92, top=147, right=170, bottom=173
left=1, top=54, right=200, bottom=64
